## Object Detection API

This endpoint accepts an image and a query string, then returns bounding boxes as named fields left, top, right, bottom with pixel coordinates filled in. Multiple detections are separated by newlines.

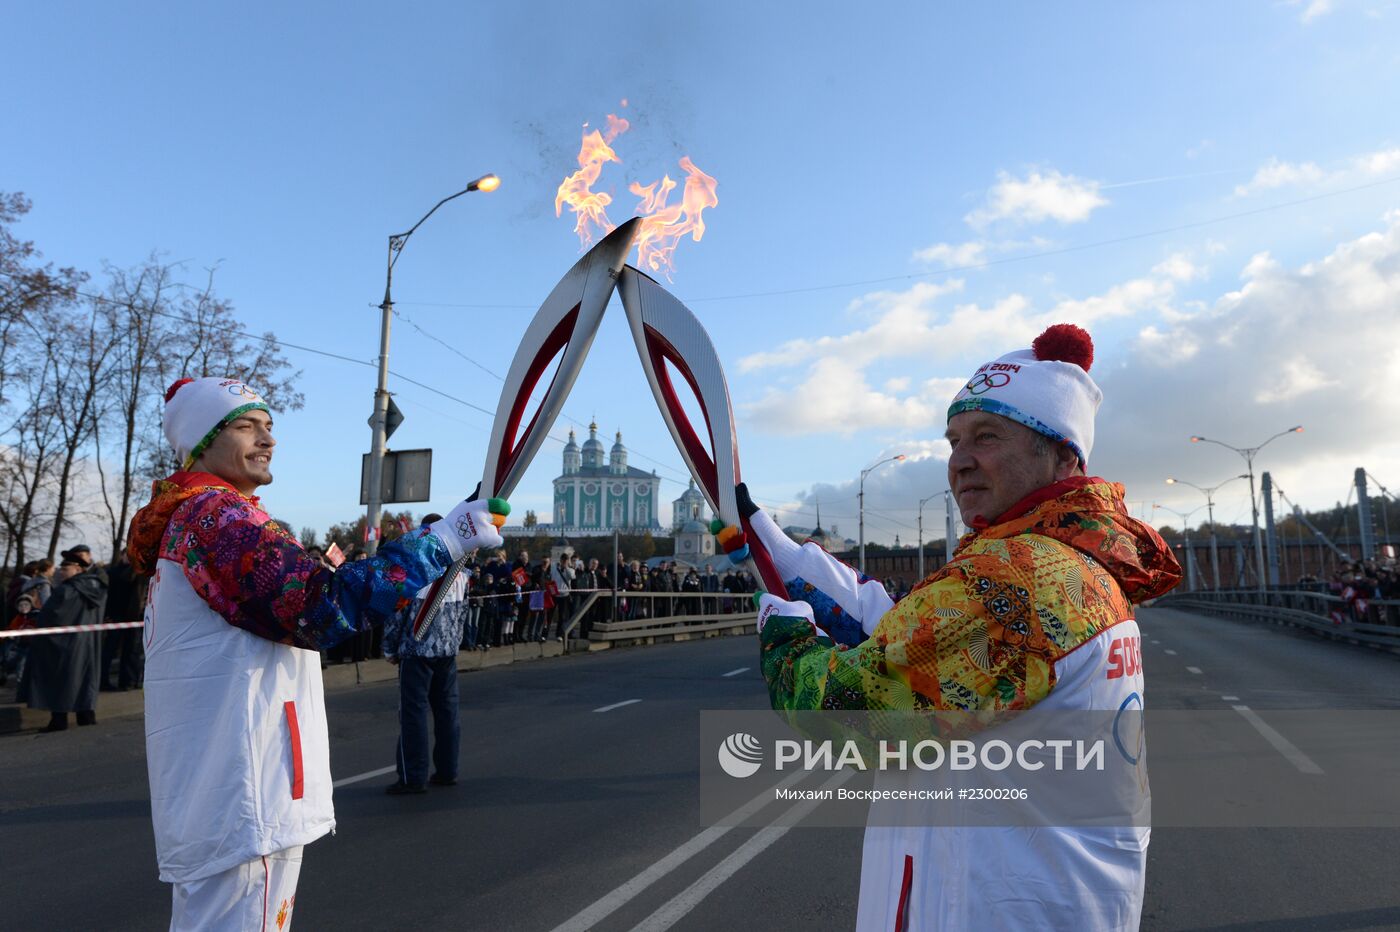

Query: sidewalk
left=0, top=639, right=570, bottom=735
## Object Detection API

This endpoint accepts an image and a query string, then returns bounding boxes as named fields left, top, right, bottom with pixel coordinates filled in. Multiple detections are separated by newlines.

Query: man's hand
left=386, top=655, right=400, bottom=666
left=431, top=497, right=510, bottom=561
left=754, top=593, right=829, bottom=639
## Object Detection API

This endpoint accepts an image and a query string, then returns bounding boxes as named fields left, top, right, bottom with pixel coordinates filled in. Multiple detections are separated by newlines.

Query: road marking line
left=626, top=770, right=857, bottom=932
left=1150, top=639, right=1160, bottom=645
left=1164, top=649, right=1178, bottom=655
left=594, top=699, right=643, bottom=713
left=721, top=667, right=749, bottom=678
left=1221, top=695, right=1240, bottom=701
left=549, top=768, right=815, bottom=932
left=1231, top=705, right=1325, bottom=775
left=332, top=765, right=396, bottom=788
left=1186, top=666, right=1203, bottom=675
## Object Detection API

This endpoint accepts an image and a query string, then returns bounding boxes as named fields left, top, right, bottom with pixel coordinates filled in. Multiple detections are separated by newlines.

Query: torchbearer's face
left=197, top=409, right=276, bottom=496
left=945, top=411, right=1070, bottom=525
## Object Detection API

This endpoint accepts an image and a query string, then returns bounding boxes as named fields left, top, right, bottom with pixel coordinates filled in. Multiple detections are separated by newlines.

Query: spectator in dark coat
left=101, top=551, right=146, bottom=691
left=18, top=547, right=108, bottom=731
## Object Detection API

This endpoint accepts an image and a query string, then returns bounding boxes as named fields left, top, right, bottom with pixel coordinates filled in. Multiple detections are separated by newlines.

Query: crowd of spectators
left=3, top=544, right=146, bottom=732
left=1297, top=558, right=1400, bottom=601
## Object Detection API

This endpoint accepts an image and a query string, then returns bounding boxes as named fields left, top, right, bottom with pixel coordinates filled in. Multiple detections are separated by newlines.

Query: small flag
left=398, top=516, right=411, bottom=535
left=325, top=543, right=346, bottom=568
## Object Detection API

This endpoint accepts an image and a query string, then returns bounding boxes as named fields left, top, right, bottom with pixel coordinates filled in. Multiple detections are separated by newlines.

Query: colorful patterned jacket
left=759, top=477, right=1180, bottom=713
left=128, top=471, right=450, bottom=650
left=753, top=476, right=1182, bottom=931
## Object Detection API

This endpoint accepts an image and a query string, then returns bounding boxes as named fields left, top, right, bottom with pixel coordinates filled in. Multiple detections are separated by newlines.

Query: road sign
left=360, top=448, right=432, bottom=504
left=384, top=396, right=404, bottom=441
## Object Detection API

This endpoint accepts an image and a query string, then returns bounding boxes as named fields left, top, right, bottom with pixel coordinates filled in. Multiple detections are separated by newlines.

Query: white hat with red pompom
left=163, top=376, right=270, bottom=469
left=946, top=323, right=1102, bottom=467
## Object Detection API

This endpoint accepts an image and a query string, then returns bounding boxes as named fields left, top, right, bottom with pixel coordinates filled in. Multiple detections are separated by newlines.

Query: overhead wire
left=392, top=173, right=1400, bottom=308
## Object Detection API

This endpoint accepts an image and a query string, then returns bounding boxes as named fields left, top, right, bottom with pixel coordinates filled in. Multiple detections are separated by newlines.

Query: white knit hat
left=163, top=377, right=270, bottom=469
left=946, top=323, right=1102, bottom=466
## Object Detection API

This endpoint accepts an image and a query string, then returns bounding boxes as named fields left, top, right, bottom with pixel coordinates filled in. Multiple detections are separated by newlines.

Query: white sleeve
left=746, top=509, right=895, bottom=636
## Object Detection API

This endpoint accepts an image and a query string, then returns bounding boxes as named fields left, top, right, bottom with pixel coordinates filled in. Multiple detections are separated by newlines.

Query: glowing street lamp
left=365, top=174, right=501, bottom=554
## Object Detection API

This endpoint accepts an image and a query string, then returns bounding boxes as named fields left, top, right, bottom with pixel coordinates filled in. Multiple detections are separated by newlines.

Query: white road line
left=1232, top=705, right=1325, bottom=775
left=1150, top=639, right=1160, bottom=645
left=1221, top=695, right=1240, bottom=701
left=594, top=699, right=643, bottom=713
left=721, top=667, right=750, bottom=678
left=549, top=768, right=815, bottom=932
left=332, top=765, right=396, bottom=788
left=1186, top=666, right=1203, bottom=675
left=626, top=770, right=857, bottom=932
left=1164, top=649, right=1178, bottom=656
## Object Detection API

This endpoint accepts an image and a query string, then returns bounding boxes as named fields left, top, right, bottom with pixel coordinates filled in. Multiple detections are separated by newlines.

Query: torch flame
left=629, top=157, right=718, bottom=277
left=555, top=108, right=718, bottom=279
left=553, top=114, right=629, bottom=249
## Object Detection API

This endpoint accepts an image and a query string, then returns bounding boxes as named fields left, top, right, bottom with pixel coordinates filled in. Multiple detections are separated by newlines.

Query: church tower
left=610, top=430, right=628, bottom=475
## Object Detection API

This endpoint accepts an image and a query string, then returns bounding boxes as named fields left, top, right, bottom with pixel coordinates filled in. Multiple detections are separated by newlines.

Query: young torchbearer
left=127, top=377, right=508, bottom=931
left=716, top=325, right=1181, bottom=930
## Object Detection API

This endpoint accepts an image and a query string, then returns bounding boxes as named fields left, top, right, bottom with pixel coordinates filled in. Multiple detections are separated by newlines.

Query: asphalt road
left=3, top=605, right=1400, bottom=931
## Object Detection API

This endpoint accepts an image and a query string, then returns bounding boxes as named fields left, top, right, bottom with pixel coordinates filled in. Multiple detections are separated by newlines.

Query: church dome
left=581, top=420, right=604, bottom=467
left=562, top=429, right=582, bottom=474
left=680, top=518, right=708, bottom=535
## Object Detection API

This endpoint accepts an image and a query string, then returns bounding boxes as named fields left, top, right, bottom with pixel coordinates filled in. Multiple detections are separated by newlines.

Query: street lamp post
left=1189, top=427, right=1303, bottom=591
left=859, top=454, right=906, bottom=574
left=917, top=491, right=944, bottom=580
left=1165, top=475, right=1248, bottom=590
left=365, top=174, right=499, bottom=555
left=1153, top=503, right=1204, bottom=592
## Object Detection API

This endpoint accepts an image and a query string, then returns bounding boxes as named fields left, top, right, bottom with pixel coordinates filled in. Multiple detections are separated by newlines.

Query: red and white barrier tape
left=0, top=621, right=143, bottom=639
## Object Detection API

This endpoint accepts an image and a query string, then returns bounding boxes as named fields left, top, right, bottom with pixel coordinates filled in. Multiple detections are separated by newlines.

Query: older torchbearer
left=729, top=325, right=1181, bottom=930
left=127, top=377, right=508, bottom=931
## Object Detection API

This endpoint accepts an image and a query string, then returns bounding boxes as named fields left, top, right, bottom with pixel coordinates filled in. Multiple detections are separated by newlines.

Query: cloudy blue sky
left=6, top=0, right=1399, bottom=545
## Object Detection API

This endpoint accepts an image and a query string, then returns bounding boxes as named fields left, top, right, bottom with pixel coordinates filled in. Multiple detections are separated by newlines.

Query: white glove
left=430, top=497, right=508, bottom=561
left=755, top=593, right=829, bottom=640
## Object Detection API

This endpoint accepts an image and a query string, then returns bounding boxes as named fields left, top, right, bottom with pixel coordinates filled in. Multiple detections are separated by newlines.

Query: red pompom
left=1032, top=323, right=1094, bottom=372
left=165, top=378, right=195, bottom=402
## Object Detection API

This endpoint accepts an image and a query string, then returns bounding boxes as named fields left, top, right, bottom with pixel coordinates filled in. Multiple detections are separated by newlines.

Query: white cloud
left=1234, top=157, right=1326, bottom=196
left=1254, top=356, right=1339, bottom=403
left=912, top=241, right=986, bottom=267
left=739, top=254, right=1197, bottom=436
left=1186, top=139, right=1214, bottom=160
left=1300, top=0, right=1334, bottom=22
left=1234, top=146, right=1400, bottom=196
left=912, top=236, right=1054, bottom=270
left=965, top=169, right=1109, bottom=229
left=1094, top=212, right=1400, bottom=513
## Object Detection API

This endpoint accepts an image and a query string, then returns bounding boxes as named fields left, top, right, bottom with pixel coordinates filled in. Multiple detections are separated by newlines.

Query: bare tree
left=166, top=266, right=305, bottom=413
left=41, top=301, right=112, bottom=558
left=0, top=352, right=63, bottom=569
left=95, top=259, right=178, bottom=557
left=0, top=192, right=84, bottom=570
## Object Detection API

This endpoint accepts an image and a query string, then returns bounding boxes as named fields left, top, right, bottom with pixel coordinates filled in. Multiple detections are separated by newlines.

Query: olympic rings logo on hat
left=965, top=372, right=1011, bottom=395
left=221, top=381, right=261, bottom=400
